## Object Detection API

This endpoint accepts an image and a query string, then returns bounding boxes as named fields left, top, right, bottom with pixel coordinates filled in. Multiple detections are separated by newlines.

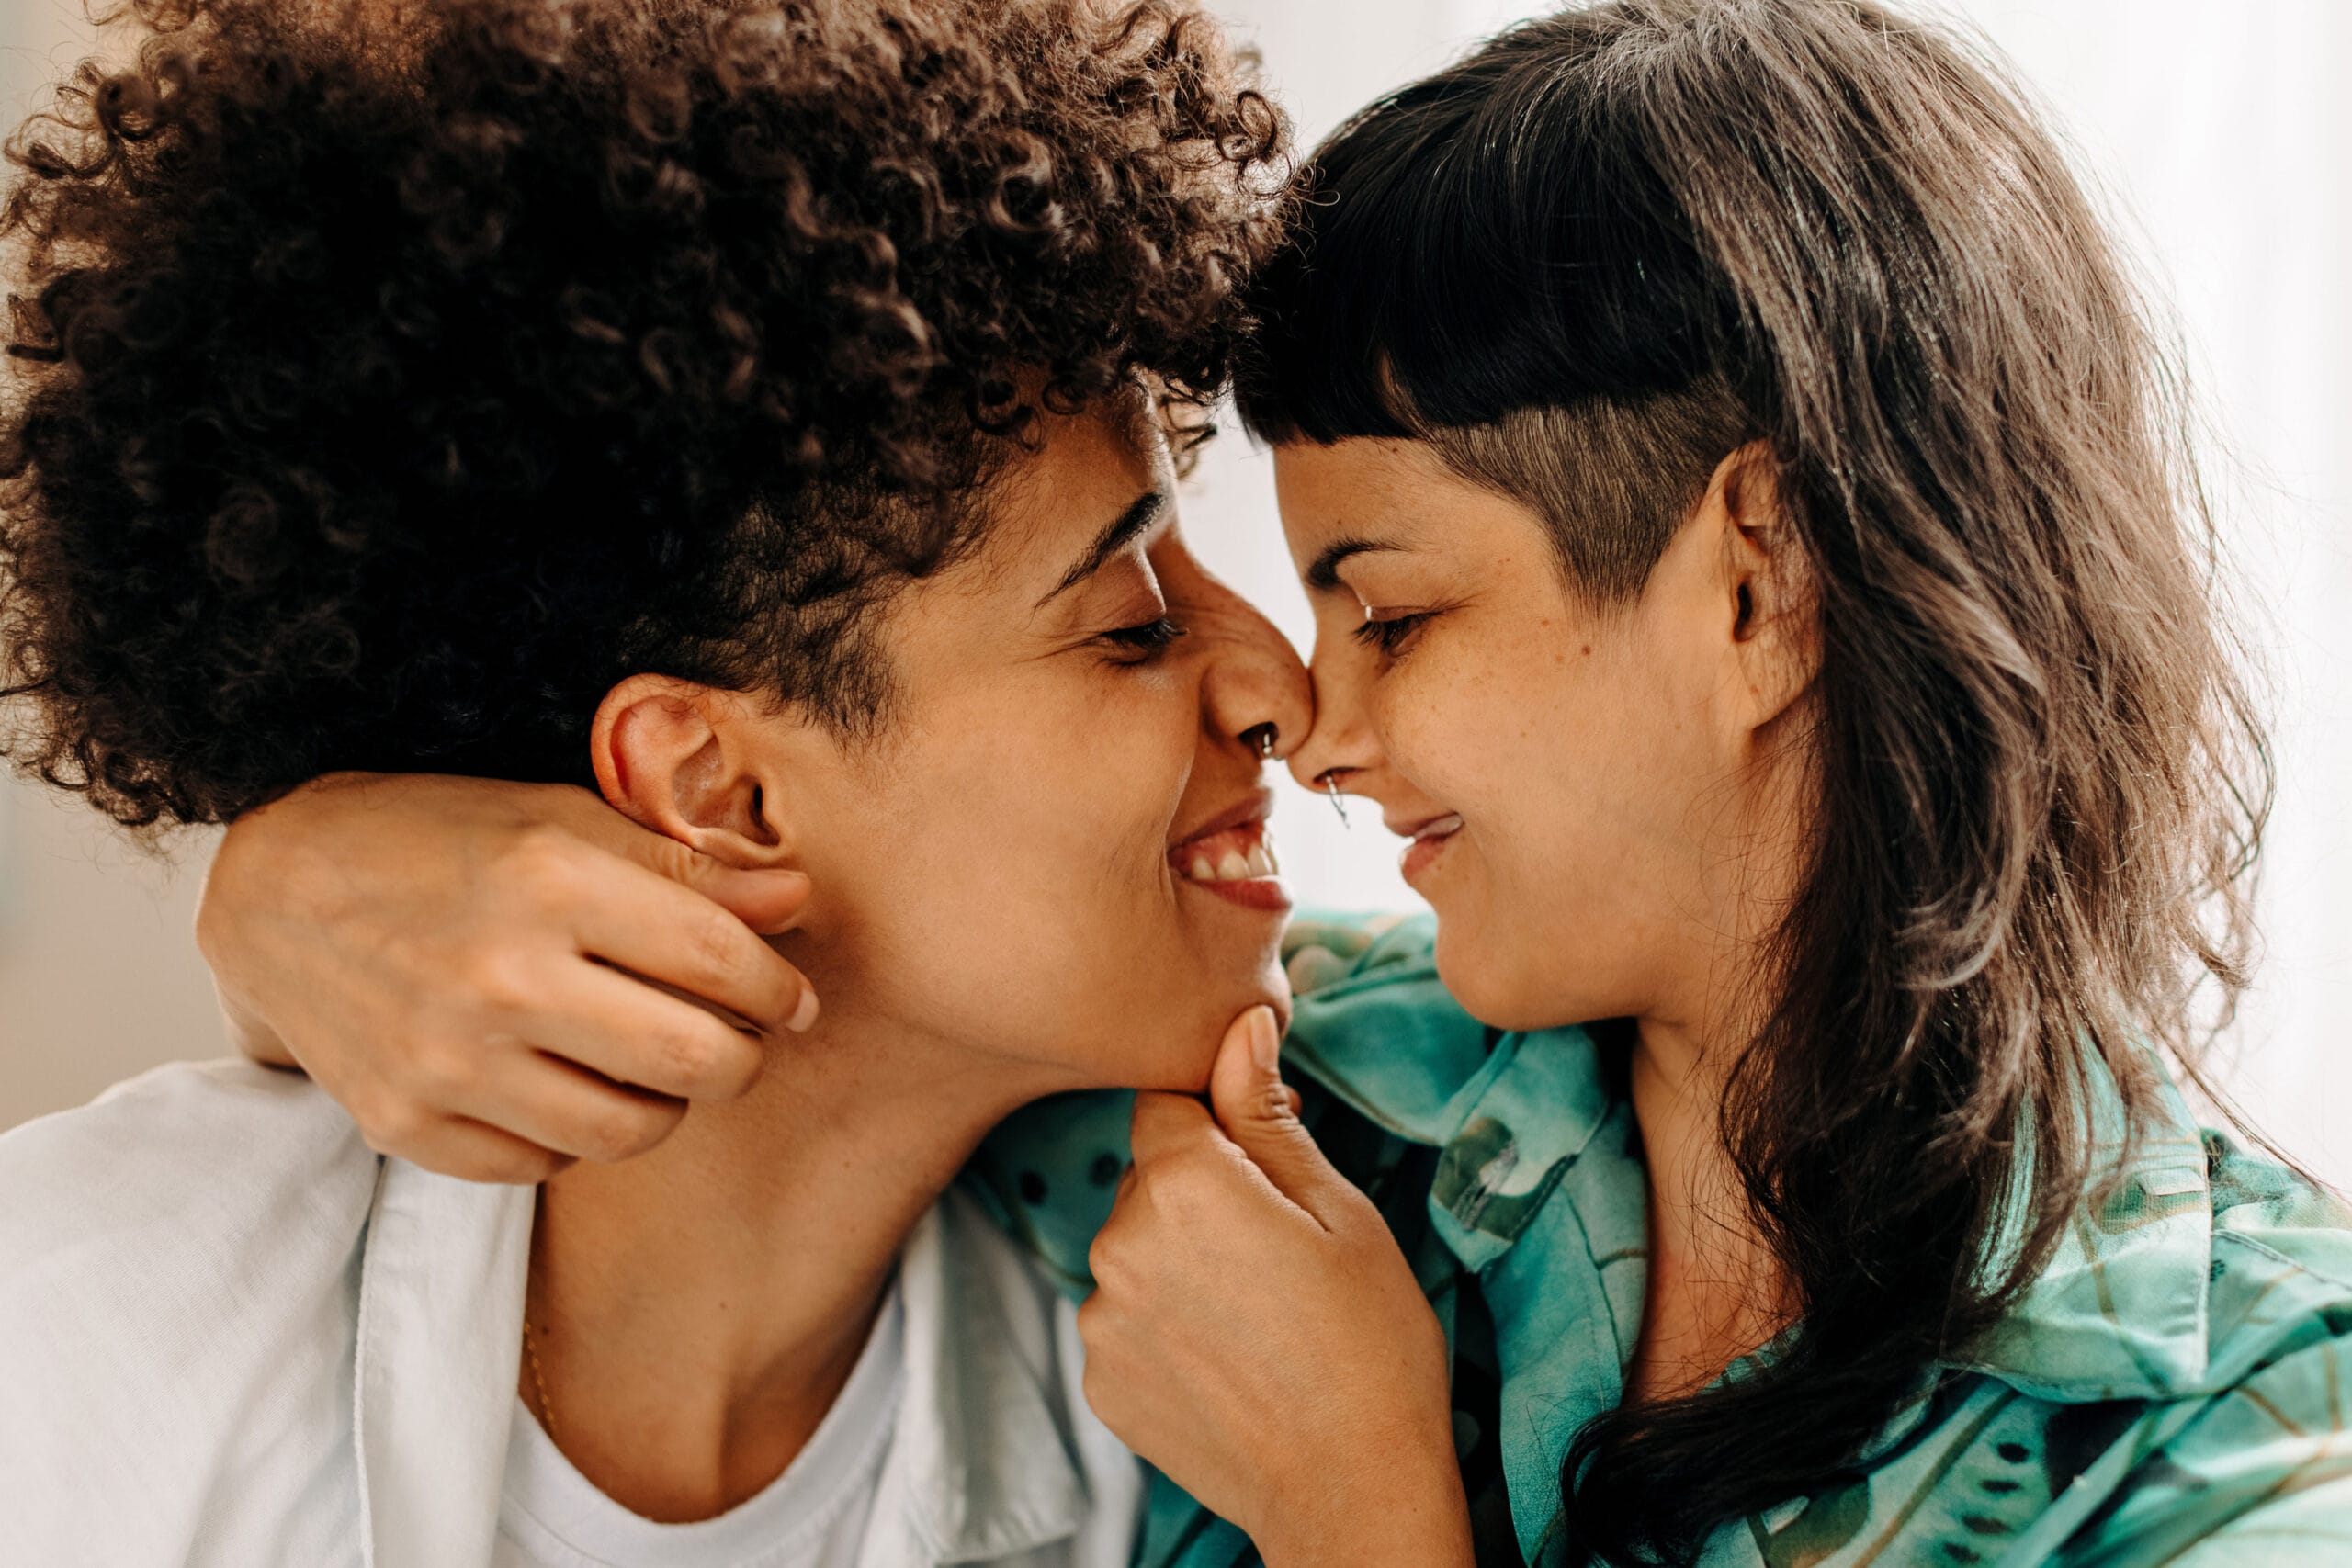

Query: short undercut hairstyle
left=1236, top=3, right=2269, bottom=1562
left=0, top=0, right=1285, bottom=828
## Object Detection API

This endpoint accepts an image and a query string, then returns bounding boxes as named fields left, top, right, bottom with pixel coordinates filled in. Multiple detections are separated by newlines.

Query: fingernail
left=786, top=987, right=820, bottom=1033
left=1248, top=1006, right=1280, bottom=1075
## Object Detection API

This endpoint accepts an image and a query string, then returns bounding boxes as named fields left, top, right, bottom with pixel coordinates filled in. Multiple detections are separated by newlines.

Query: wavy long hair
left=1237, top=1, right=2272, bottom=1559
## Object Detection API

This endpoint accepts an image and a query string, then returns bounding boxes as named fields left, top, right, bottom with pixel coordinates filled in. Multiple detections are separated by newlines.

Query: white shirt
left=0, top=1059, right=1142, bottom=1568
left=493, top=1280, right=904, bottom=1568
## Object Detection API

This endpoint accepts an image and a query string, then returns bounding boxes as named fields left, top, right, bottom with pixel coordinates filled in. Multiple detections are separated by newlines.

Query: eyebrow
left=1304, top=536, right=1397, bottom=592
left=1035, top=489, right=1169, bottom=608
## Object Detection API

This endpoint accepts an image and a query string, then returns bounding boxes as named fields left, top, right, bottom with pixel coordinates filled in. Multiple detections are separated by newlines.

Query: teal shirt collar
left=1287, top=931, right=2222, bottom=1398
left=1280, top=929, right=2225, bottom=1560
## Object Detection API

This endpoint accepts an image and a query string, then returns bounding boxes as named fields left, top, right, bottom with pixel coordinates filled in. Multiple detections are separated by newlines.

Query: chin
left=1148, top=964, right=1293, bottom=1094
left=1432, top=925, right=1583, bottom=1033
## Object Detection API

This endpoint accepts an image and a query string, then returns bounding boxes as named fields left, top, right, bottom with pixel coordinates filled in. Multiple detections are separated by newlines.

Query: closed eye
left=1099, top=616, right=1187, bottom=663
left=1351, top=611, right=1430, bottom=658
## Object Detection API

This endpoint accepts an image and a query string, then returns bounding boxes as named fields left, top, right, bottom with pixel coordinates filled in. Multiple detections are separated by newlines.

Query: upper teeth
left=1182, top=834, right=1280, bottom=882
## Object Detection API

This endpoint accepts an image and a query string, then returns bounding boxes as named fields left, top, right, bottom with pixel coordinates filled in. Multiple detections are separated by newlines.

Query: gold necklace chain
left=524, top=1188, right=560, bottom=1443
left=523, top=1313, right=560, bottom=1442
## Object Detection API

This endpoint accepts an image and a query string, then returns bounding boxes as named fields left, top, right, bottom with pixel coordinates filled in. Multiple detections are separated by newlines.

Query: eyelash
left=1099, top=616, right=1187, bottom=663
left=1352, top=611, right=1431, bottom=659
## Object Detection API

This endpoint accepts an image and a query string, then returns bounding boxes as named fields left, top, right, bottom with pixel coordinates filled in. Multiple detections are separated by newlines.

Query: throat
left=1623, top=1022, right=1794, bottom=1407
left=1624, top=1210, right=1792, bottom=1406
left=512, top=1029, right=1022, bottom=1522
left=521, top=1239, right=895, bottom=1522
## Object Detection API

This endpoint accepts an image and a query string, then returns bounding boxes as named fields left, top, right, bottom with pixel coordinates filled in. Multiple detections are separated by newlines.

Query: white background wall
left=4, top=0, right=2347, bottom=1183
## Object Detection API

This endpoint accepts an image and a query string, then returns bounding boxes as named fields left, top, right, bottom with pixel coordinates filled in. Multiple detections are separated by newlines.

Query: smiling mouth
left=1169, top=819, right=1289, bottom=912
left=1398, top=813, right=1463, bottom=881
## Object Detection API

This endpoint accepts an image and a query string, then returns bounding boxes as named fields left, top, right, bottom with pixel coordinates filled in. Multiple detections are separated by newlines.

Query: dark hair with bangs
left=0, top=0, right=1284, bottom=829
left=1240, top=0, right=2269, bottom=1561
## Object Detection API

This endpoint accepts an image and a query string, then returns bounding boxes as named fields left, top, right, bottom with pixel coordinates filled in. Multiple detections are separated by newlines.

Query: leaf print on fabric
left=1432, top=1115, right=1575, bottom=1245
left=1750, top=1477, right=1872, bottom=1568
left=2043, top=1401, right=2154, bottom=1498
left=2086, top=1169, right=2209, bottom=1237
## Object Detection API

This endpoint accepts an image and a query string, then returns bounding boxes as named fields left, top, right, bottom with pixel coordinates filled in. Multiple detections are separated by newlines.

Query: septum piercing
left=1248, top=723, right=1279, bottom=761
left=1317, top=769, right=1352, bottom=829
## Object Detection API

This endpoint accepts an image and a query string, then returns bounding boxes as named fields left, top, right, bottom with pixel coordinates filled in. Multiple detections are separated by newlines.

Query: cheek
left=870, top=683, right=1182, bottom=959
left=819, top=672, right=1276, bottom=1083
left=1388, top=637, right=1708, bottom=1028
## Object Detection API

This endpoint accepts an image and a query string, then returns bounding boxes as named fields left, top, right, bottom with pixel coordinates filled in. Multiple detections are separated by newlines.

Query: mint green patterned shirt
left=966, top=914, right=2352, bottom=1566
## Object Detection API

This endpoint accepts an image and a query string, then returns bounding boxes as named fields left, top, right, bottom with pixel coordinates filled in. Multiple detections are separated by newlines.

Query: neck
left=1623, top=1010, right=1792, bottom=1404
left=526, top=998, right=1060, bottom=1521
left=1625, top=744, right=1812, bottom=1403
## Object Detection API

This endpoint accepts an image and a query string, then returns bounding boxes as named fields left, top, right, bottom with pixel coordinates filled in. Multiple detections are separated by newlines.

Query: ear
left=1708, top=443, right=1819, bottom=731
left=590, top=675, right=793, bottom=870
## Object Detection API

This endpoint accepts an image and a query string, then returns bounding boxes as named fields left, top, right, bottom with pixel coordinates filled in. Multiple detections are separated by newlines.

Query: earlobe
left=591, top=675, right=790, bottom=868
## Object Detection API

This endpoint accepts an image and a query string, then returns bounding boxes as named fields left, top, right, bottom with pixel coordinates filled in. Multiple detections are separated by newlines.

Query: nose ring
left=1315, top=769, right=1351, bottom=828
left=1245, top=723, right=1280, bottom=761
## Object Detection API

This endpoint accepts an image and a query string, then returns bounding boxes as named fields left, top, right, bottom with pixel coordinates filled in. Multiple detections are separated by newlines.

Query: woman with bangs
left=18, top=1, right=2352, bottom=1567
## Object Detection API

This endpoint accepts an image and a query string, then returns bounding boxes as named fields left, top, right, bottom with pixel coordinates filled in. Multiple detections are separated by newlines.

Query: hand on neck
left=523, top=992, right=1078, bottom=1521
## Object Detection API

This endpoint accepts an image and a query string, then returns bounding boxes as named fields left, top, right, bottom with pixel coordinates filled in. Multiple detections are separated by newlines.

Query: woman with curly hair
left=150, top=1, right=2352, bottom=1565
left=0, top=0, right=1319, bottom=1562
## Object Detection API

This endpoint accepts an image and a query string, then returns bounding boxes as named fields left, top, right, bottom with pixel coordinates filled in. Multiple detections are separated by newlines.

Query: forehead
left=1271, top=437, right=1459, bottom=556
left=965, top=395, right=1169, bottom=588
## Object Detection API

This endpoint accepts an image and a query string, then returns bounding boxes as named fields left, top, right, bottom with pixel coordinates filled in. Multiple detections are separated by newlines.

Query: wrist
left=1251, top=1455, right=1474, bottom=1568
left=216, top=981, right=299, bottom=1069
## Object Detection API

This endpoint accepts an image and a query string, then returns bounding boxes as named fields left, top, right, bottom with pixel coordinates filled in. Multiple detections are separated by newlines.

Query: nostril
left=1241, top=722, right=1280, bottom=761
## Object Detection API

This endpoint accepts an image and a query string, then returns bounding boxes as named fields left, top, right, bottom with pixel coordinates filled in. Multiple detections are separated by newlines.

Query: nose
left=1285, top=628, right=1380, bottom=796
left=1192, top=574, right=1313, bottom=766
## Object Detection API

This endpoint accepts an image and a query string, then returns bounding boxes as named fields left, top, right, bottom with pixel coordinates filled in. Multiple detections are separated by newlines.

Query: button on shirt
left=970, top=914, right=2352, bottom=1568
left=0, top=1059, right=1142, bottom=1568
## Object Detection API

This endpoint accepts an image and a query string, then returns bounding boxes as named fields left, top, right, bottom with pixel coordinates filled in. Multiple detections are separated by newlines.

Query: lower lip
left=1181, top=874, right=1292, bottom=914
left=1399, top=827, right=1460, bottom=883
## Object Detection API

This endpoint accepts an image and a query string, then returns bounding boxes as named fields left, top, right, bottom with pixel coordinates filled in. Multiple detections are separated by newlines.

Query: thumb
left=1207, top=1006, right=1340, bottom=1213
left=687, top=863, right=811, bottom=936
left=580, top=802, right=813, bottom=936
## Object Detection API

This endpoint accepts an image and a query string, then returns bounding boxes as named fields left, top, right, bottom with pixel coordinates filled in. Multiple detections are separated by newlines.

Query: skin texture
left=205, top=403, right=1310, bottom=1179
left=224, top=404, right=1313, bottom=1522
left=199, top=774, right=820, bottom=1181
left=201, top=428, right=1821, bottom=1547
left=1288, top=433, right=1818, bottom=1404
left=1073, top=434, right=1823, bottom=1537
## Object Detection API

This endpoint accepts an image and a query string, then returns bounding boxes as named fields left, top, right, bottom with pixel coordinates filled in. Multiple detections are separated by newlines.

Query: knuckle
left=501, top=825, right=582, bottom=903
left=459, top=952, right=539, bottom=1020
left=407, top=1041, right=482, bottom=1101
left=356, top=1095, right=426, bottom=1154
left=493, top=1150, right=564, bottom=1186
left=650, top=1021, right=722, bottom=1087
left=580, top=1100, right=669, bottom=1163
left=681, top=904, right=748, bottom=987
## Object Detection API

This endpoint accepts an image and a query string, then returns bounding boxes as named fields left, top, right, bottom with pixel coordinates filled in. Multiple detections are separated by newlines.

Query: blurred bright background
left=3, top=0, right=2347, bottom=1183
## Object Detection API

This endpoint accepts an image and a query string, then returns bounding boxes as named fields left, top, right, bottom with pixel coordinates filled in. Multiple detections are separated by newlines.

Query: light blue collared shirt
left=0, top=1058, right=1142, bottom=1568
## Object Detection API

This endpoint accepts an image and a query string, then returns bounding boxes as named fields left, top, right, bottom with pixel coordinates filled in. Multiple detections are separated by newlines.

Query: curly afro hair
left=0, top=0, right=1287, bottom=829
